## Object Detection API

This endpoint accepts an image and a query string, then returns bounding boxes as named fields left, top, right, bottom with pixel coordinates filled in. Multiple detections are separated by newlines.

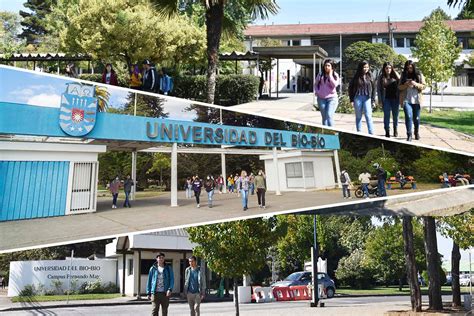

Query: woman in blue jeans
left=349, top=61, right=375, bottom=134
left=377, top=62, right=400, bottom=138
left=314, top=59, right=340, bottom=126
left=239, top=170, right=250, bottom=211
left=399, top=60, right=425, bottom=141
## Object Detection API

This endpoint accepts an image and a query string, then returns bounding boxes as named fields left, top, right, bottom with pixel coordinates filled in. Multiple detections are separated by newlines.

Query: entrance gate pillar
left=171, top=143, right=178, bottom=207
left=131, top=150, right=137, bottom=200
left=221, top=153, right=227, bottom=193
left=272, top=147, right=282, bottom=196
left=333, top=149, right=342, bottom=188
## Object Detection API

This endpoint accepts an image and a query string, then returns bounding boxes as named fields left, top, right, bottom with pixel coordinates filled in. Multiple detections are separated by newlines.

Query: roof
left=0, top=53, right=91, bottom=61
left=143, top=229, right=189, bottom=238
left=244, top=20, right=474, bottom=37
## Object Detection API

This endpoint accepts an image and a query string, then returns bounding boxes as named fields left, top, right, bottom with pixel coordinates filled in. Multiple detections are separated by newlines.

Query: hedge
left=79, top=73, right=259, bottom=106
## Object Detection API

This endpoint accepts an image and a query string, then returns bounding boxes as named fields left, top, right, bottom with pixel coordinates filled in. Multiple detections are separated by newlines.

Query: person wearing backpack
left=340, top=170, right=352, bottom=199
left=314, top=59, right=340, bottom=127
left=159, top=68, right=173, bottom=95
left=146, top=252, right=174, bottom=316
left=192, top=176, right=203, bottom=208
left=204, top=175, right=215, bottom=208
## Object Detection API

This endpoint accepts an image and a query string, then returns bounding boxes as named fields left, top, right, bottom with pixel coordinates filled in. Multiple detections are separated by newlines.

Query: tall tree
left=187, top=219, right=275, bottom=316
left=412, top=11, right=462, bottom=113
left=423, top=217, right=443, bottom=311
left=402, top=216, right=422, bottom=312
left=0, top=11, right=25, bottom=55
left=153, top=0, right=278, bottom=104
left=19, top=0, right=56, bottom=45
left=439, top=210, right=474, bottom=308
left=423, top=7, right=451, bottom=20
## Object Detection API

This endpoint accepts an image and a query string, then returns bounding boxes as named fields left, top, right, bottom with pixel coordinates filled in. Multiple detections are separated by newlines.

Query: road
left=4, top=295, right=459, bottom=316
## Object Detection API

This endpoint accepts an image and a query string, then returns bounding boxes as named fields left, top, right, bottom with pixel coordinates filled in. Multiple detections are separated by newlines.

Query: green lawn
left=336, top=286, right=469, bottom=296
left=373, top=109, right=474, bottom=136
left=12, top=293, right=122, bottom=303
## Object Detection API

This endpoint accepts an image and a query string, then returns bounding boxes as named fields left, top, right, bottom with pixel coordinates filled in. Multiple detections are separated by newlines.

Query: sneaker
left=112, top=205, right=115, bottom=209
left=197, top=204, right=200, bottom=208
left=263, top=206, right=266, bottom=209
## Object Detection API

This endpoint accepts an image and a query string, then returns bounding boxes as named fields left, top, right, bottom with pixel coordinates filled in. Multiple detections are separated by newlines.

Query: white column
left=221, top=153, right=227, bottom=194
left=171, top=143, right=178, bottom=207
left=312, top=53, right=316, bottom=107
left=333, top=149, right=342, bottom=188
left=273, top=147, right=282, bottom=196
left=131, top=151, right=137, bottom=200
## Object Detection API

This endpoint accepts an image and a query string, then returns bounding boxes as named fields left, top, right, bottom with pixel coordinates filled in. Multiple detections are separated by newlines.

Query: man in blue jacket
left=147, top=252, right=174, bottom=316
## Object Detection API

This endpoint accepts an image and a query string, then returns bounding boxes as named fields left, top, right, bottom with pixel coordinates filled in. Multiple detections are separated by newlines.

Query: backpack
left=340, top=172, right=346, bottom=184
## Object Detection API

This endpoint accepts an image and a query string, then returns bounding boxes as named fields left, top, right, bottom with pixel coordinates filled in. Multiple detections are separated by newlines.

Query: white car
left=459, top=274, right=473, bottom=286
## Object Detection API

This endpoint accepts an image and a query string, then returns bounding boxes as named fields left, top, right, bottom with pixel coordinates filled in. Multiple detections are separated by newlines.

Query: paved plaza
left=0, top=185, right=472, bottom=253
left=232, top=93, right=474, bottom=155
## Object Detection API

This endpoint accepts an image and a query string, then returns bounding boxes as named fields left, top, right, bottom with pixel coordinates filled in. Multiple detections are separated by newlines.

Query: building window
left=394, top=38, right=405, bottom=48
left=406, top=38, right=415, bottom=48
left=286, top=40, right=291, bottom=46
left=303, top=162, right=314, bottom=177
left=292, top=40, right=301, bottom=46
left=140, top=259, right=173, bottom=274
left=285, top=162, right=303, bottom=178
left=128, top=258, right=133, bottom=276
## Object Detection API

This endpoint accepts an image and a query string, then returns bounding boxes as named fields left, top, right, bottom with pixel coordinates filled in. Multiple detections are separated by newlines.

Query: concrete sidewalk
left=0, top=185, right=472, bottom=253
left=232, top=93, right=474, bottom=155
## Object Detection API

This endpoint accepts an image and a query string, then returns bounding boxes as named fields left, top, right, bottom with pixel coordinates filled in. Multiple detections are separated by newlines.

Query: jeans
left=342, top=185, right=350, bottom=198
left=112, top=193, right=118, bottom=206
left=382, top=98, right=399, bottom=132
left=194, top=191, right=201, bottom=205
left=186, top=185, right=193, bottom=198
left=317, top=96, right=338, bottom=127
left=361, top=183, right=369, bottom=197
left=207, top=189, right=214, bottom=206
left=403, top=102, right=421, bottom=135
left=250, top=183, right=255, bottom=195
left=241, top=189, right=249, bottom=208
left=123, top=191, right=131, bottom=207
left=151, top=292, right=169, bottom=316
left=378, top=179, right=387, bottom=197
left=257, top=188, right=266, bottom=206
left=187, top=293, right=201, bottom=316
left=354, top=95, right=374, bottom=134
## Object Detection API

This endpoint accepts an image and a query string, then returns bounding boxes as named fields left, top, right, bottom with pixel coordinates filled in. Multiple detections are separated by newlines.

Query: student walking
left=129, top=64, right=142, bottom=90
left=158, top=68, right=173, bottom=95
left=185, top=177, right=193, bottom=199
left=204, top=176, right=215, bottom=208
left=227, top=175, right=234, bottom=193
left=254, top=170, right=266, bottom=209
left=234, top=174, right=241, bottom=197
left=314, top=59, right=340, bottom=127
left=101, top=63, right=118, bottom=86
left=216, top=175, right=224, bottom=194
left=109, top=176, right=120, bottom=208
left=146, top=253, right=174, bottom=316
left=192, top=176, right=203, bottom=208
left=340, top=170, right=351, bottom=199
left=142, top=59, right=158, bottom=92
left=123, top=175, right=134, bottom=208
left=358, top=171, right=371, bottom=199
left=239, top=171, right=250, bottom=211
left=349, top=61, right=376, bottom=134
left=377, top=62, right=400, bottom=137
left=249, top=173, right=255, bottom=195
left=399, top=60, right=425, bottom=141
left=185, top=256, right=206, bottom=316
left=374, top=163, right=387, bottom=197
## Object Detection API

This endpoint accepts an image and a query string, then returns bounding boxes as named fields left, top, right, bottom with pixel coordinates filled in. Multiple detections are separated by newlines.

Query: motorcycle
left=355, top=183, right=381, bottom=198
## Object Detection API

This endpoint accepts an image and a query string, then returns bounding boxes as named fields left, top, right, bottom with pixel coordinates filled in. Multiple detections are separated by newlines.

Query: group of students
left=314, top=58, right=425, bottom=141
left=185, top=170, right=267, bottom=211
left=339, top=163, right=389, bottom=199
left=99, top=60, right=173, bottom=94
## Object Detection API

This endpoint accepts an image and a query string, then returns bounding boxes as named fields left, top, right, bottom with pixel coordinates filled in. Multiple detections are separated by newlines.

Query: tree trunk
left=423, top=216, right=443, bottom=311
left=225, top=277, right=230, bottom=297
left=451, top=241, right=462, bottom=308
left=205, top=1, right=224, bottom=104
left=429, top=84, right=433, bottom=113
left=399, top=278, right=403, bottom=292
left=233, top=277, right=240, bottom=316
left=402, top=216, right=422, bottom=312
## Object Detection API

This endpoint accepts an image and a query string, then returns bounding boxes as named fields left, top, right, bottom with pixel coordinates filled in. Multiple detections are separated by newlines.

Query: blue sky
left=1, top=0, right=462, bottom=24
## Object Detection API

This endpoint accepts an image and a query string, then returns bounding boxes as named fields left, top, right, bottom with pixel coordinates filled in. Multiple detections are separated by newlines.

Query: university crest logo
left=59, top=83, right=97, bottom=137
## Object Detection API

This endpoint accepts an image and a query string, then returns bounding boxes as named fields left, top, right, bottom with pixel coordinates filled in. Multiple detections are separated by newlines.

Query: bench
left=439, top=174, right=471, bottom=187
left=386, top=176, right=416, bottom=190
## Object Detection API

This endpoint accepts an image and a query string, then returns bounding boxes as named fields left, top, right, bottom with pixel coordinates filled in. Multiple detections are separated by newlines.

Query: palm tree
left=152, top=0, right=278, bottom=104
left=95, top=86, right=110, bottom=112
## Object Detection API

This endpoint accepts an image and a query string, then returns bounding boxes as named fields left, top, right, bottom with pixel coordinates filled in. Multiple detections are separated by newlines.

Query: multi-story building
left=243, top=20, right=473, bottom=93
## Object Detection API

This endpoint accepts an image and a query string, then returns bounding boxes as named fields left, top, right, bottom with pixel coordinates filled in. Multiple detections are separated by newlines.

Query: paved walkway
left=0, top=185, right=472, bottom=253
left=232, top=93, right=474, bottom=155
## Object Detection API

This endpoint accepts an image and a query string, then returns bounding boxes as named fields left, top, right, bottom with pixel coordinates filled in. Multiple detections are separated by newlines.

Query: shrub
left=103, top=282, right=120, bottom=293
left=51, top=279, right=63, bottom=295
left=335, top=95, right=354, bottom=114
left=18, top=284, right=36, bottom=297
left=335, top=249, right=375, bottom=289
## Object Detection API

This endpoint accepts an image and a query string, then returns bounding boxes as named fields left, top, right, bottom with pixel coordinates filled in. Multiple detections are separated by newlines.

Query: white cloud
left=26, top=93, right=61, bottom=108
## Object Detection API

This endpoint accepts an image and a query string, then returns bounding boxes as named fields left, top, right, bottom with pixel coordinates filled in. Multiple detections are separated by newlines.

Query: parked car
left=271, top=271, right=336, bottom=298
left=459, top=274, right=473, bottom=286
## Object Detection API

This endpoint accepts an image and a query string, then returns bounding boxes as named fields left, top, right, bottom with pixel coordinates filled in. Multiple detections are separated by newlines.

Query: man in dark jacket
left=123, top=175, right=134, bottom=208
left=142, top=59, right=158, bottom=92
left=147, top=252, right=174, bottom=316
left=374, top=163, right=387, bottom=197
